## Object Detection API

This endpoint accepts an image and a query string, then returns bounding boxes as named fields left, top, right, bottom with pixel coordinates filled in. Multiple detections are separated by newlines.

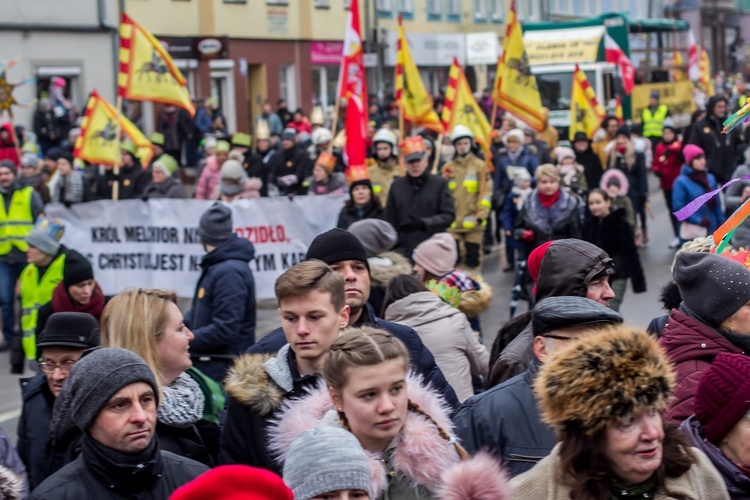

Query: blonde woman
left=101, top=288, right=218, bottom=466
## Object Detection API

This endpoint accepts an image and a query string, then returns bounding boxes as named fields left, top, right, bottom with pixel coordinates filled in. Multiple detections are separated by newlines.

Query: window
left=344, top=0, right=351, bottom=8
left=266, top=0, right=288, bottom=4
left=447, top=0, right=461, bottom=20
left=376, top=0, right=392, bottom=15
left=314, top=0, right=330, bottom=7
left=279, top=64, right=298, bottom=110
left=475, top=0, right=487, bottom=21
left=490, top=0, right=502, bottom=21
left=427, top=0, right=441, bottom=18
left=397, top=0, right=414, bottom=14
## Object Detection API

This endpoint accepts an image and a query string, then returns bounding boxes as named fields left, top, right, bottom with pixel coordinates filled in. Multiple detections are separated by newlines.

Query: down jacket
left=17, top=373, right=53, bottom=491
left=384, top=291, right=489, bottom=403
left=513, top=188, right=582, bottom=253
left=659, top=307, right=744, bottom=423
left=248, top=303, right=460, bottom=409
left=269, top=372, right=511, bottom=500
left=510, top=442, right=728, bottom=499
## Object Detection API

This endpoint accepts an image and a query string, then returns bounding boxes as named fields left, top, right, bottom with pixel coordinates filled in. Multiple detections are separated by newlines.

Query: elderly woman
left=101, top=288, right=220, bottom=467
left=305, top=152, right=346, bottom=196
left=682, top=353, right=750, bottom=496
left=511, top=326, right=728, bottom=499
left=143, top=154, right=187, bottom=199
left=513, top=163, right=582, bottom=253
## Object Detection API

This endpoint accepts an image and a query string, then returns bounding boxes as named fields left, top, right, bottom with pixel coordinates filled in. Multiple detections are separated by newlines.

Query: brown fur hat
left=534, top=326, right=675, bottom=436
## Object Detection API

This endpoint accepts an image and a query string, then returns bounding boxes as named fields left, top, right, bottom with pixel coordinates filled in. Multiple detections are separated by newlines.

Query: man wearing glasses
left=453, top=296, right=622, bottom=477
left=17, top=312, right=99, bottom=490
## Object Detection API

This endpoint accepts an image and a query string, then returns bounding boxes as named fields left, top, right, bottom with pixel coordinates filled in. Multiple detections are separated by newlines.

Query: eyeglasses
left=541, top=334, right=577, bottom=342
left=39, top=359, right=78, bottom=373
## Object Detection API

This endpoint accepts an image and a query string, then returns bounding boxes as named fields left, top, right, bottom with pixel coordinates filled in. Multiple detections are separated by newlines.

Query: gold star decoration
left=0, top=71, right=20, bottom=120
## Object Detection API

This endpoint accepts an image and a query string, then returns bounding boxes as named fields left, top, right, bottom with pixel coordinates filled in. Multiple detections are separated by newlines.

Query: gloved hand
left=653, top=170, right=663, bottom=178
left=520, top=229, right=535, bottom=242
left=400, top=217, right=426, bottom=232
left=699, top=217, right=711, bottom=228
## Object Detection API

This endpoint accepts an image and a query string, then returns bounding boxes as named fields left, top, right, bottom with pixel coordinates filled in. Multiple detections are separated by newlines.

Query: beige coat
left=384, top=291, right=489, bottom=403
left=511, top=443, right=730, bottom=500
left=368, top=157, right=399, bottom=207
left=443, top=153, right=492, bottom=233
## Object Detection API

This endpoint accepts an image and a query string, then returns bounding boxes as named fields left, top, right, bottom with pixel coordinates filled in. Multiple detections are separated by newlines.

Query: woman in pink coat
left=195, top=140, right=229, bottom=199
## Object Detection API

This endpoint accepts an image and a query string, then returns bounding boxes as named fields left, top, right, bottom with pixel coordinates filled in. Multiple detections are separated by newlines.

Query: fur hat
left=504, top=128, right=525, bottom=145
left=534, top=326, right=675, bottom=436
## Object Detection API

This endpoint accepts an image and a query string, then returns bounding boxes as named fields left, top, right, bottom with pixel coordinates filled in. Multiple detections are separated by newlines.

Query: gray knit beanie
left=673, top=252, right=750, bottom=327
left=283, top=427, right=372, bottom=500
left=348, top=219, right=398, bottom=257
left=198, top=201, right=233, bottom=247
left=68, top=347, right=159, bottom=431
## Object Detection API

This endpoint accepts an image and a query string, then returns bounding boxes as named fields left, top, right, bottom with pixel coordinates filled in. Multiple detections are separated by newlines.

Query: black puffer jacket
left=581, top=208, right=646, bottom=292
left=453, top=360, right=556, bottom=477
left=17, top=373, right=54, bottom=491
left=687, top=96, right=744, bottom=185
left=337, top=202, right=385, bottom=229
left=575, top=141, right=604, bottom=192
left=156, top=420, right=219, bottom=468
left=95, top=164, right=151, bottom=200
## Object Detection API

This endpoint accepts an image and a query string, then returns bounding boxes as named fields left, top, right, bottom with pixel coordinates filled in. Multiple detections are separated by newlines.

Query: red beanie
left=528, top=241, right=555, bottom=296
left=169, top=465, right=293, bottom=500
left=695, top=353, right=750, bottom=443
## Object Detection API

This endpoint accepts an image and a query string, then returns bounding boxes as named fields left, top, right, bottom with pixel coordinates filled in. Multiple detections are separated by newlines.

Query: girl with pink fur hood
left=195, top=140, right=230, bottom=199
left=269, top=328, right=510, bottom=500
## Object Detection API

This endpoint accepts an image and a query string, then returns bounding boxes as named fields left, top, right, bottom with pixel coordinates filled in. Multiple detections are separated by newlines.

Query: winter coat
left=453, top=359, right=556, bottom=477
left=0, top=124, right=19, bottom=167
left=287, top=118, right=311, bottom=134
left=157, top=109, right=193, bottom=151
left=269, top=372, right=508, bottom=500
left=510, top=442, right=729, bottom=500
left=385, top=291, right=489, bottom=403
left=33, top=107, right=62, bottom=143
left=444, top=153, right=493, bottom=233
left=30, top=449, right=207, bottom=500
left=575, top=142, right=604, bottom=193
left=219, top=344, right=321, bottom=473
left=724, top=164, right=750, bottom=247
left=659, top=308, right=744, bottom=423
left=244, top=150, right=272, bottom=197
left=0, top=426, right=27, bottom=499
left=454, top=274, right=493, bottom=320
left=368, top=157, right=399, bottom=207
left=653, top=140, right=684, bottom=190
left=195, top=156, right=221, bottom=200
left=142, top=176, right=188, bottom=199
left=184, top=234, right=256, bottom=382
left=271, top=146, right=310, bottom=196
left=557, top=163, right=588, bottom=196
left=599, top=169, right=636, bottom=228
left=215, top=177, right=263, bottom=201
left=385, top=173, right=456, bottom=258
left=581, top=209, right=646, bottom=292
left=493, top=148, right=539, bottom=192
left=247, top=303, right=461, bottom=409
left=513, top=188, right=582, bottom=253
left=95, top=165, right=150, bottom=200
left=368, top=251, right=412, bottom=316
left=52, top=170, right=86, bottom=205
left=673, top=165, right=724, bottom=235
left=488, top=322, right=534, bottom=389
left=305, top=172, right=346, bottom=196
left=607, top=143, right=649, bottom=205
left=687, top=99, right=743, bottom=185
left=18, top=373, right=54, bottom=491
left=681, top=416, right=750, bottom=498
left=527, top=139, right=553, bottom=165
left=337, top=202, right=386, bottom=230
left=156, top=420, right=218, bottom=468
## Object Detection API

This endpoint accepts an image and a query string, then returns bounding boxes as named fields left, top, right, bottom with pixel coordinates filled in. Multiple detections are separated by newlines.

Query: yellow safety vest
left=642, top=105, right=669, bottom=138
left=20, top=253, right=66, bottom=360
left=0, top=187, right=34, bottom=255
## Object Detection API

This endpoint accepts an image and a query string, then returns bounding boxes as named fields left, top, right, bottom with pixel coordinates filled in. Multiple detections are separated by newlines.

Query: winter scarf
left=513, top=185, right=532, bottom=210
left=538, top=189, right=560, bottom=208
left=157, top=372, right=205, bottom=428
left=82, top=431, right=163, bottom=495
left=220, top=175, right=247, bottom=197
left=50, top=281, right=106, bottom=323
left=18, top=173, right=42, bottom=190
left=55, top=171, right=84, bottom=204
left=506, top=147, right=523, bottom=165
left=687, top=168, right=718, bottom=209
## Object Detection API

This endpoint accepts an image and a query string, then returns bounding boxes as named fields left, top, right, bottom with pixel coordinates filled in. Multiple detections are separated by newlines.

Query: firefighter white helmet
left=372, top=128, right=398, bottom=149
left=312, top=127, right=333, bottom=146
left=451, top=124, right=474, bottom=143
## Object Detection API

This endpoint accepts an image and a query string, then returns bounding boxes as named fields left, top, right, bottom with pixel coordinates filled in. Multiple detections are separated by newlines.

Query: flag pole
left=398, top=103, right=405, bottom=176
left=112, top=96, right=123, bottom=201
left=431, top=133, right=443, bottom=174
left=490, top=101, right=498, bottom=130
left=330, top=96, right=341, bottom=152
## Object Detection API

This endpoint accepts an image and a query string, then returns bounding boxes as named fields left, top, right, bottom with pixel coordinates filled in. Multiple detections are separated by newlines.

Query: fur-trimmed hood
left=268, top=372, right=508, bottom=498
left=369, top=251, right=413, bottom=287
left=457, top=274, right=492, bottom=318
left=224, top=344, right=295, bottom=417
left=0, top=465, right=25, bottom=500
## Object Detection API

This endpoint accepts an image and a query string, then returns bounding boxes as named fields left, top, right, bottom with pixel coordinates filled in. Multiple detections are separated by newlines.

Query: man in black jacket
left=246, top=228, right=459, bottom=409
left=687, top=95, right=744, bottom=185
left=18, top=313, right=99, bottom=490
left=220, top=260, right=351, bottom=472
left=453, top=296, right=622, bottom=477
left=385, top=136, right=455, bottom=257
left=271, top=128, right=310, bottom=196
left=31, top=348, right=207, bottom=499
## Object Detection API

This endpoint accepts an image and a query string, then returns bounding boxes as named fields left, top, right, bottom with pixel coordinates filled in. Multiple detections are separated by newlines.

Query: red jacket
left=287, top=119, right=311, bottom=134
left=659, top=309, right=744, bottom=423
left=653, top=140, right=683, bottom=190
left=0, top=123, right=19, bottom=167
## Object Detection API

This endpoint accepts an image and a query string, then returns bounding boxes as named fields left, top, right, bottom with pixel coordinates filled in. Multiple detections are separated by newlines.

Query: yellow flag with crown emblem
left=570, top=65, right=606, bottom=141
left=118, top=13, right=195, bottom=116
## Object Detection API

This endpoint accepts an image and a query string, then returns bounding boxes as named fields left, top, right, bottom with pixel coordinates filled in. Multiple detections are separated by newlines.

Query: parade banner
left=45, top=197, right=346, bottom=299
left=631, top=81, right=696, bottom=128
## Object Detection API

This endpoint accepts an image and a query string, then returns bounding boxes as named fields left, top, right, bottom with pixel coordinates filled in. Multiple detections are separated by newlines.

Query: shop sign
left=268, top=8, right=289, bottom=35
left=466, top=32, right=499, bottom=65
left=523, top=26, right=604, bottom=65
left=384, top=32, right=465, bottom=67
left=157, top=36, right=228, bottom=61
left=311, top=41, right=344, bottom=65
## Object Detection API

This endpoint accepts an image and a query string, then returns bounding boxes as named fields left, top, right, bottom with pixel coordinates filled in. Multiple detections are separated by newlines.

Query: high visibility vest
left=20, top=253, right=65, bottom=360
left=0, top=187, right=34, bottom=255
left=642, top=105, right=669, bottom=137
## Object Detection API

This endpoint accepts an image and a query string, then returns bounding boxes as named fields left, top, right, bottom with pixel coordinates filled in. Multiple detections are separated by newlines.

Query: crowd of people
left=3, top=76, right=750, bottom=498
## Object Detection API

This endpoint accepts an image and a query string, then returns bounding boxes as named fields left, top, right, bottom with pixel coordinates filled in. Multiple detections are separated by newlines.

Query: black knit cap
left=615, top=125, right=630, bottom=138
left=37, top=312, right=100, bottom=351
left=63, top=250, right=95, bottom=288
left=572, top=132, right=589, bottom=143
left=305, top=228, right=369, bottom=268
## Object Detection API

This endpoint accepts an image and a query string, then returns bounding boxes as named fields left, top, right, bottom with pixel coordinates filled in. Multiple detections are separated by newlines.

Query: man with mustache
left=30, top=348, right=207, bottom=498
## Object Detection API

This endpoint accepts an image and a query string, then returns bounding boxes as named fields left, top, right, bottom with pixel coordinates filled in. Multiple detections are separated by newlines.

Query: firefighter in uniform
left=368, top=128, right=400, bottom=206
left=443, top=125, right=493, bottom=271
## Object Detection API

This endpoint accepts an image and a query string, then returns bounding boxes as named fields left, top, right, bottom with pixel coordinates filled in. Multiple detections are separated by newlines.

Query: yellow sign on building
left=523, top=27, right=604, bottom=65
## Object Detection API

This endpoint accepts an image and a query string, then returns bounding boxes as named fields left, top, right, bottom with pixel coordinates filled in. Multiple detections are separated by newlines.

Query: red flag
left=338, top=0, right=368, bottom=181
left=604, top=34, right=635, bottom=95
left=688, top=31, right=700, bottom=81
